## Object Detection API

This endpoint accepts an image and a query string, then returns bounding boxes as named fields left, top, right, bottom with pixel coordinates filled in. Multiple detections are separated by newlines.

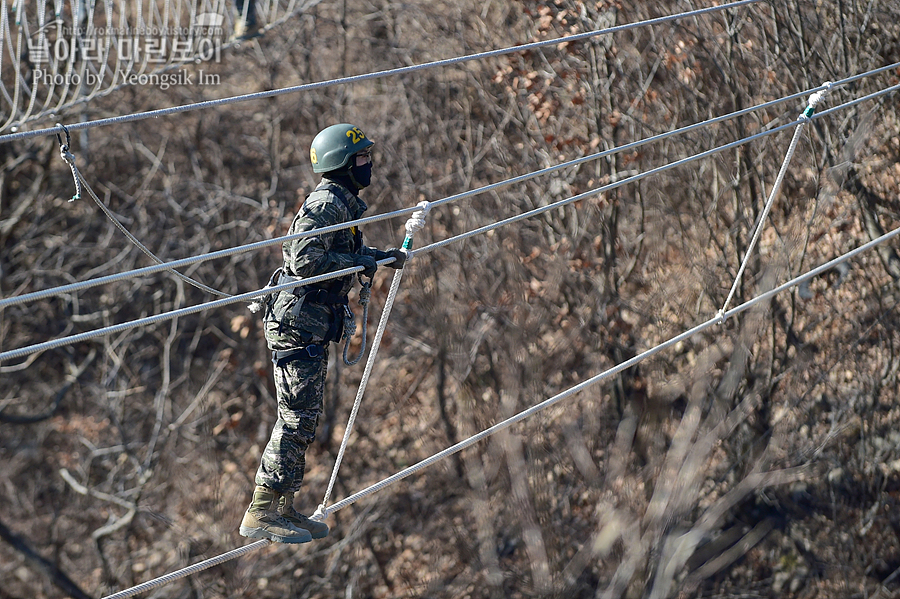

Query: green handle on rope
left=802, top=105, right=816, bottom=118
left=401, top=235, right=414, bottom=251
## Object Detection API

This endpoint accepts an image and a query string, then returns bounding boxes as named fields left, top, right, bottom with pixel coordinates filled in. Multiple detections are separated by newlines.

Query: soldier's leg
left=255, top=351, right=327, bottom=492
left=240, top=350, right=326, bottom=543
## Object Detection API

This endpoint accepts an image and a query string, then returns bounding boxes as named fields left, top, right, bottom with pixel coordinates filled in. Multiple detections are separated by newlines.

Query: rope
left=100, top=221, right=900, bottom=599
left=0, top=203, right=419, bottom=310
left=313, top=202, right=430, bottom=521
left=341, top=276, right=371, bottom=366
left=717, top=82, right=834, bottom=320
left=3, top=82, right=897, bottom=363
left=322, top=221, right=900, bottom=516
left=101, top=540, right=270, bottom=599
left=6, top=63, right=895, bottom=312
left=412, top=82, right=898, bottom=259
left=0, top=0, right=765, bottom=145
left=0, top=261, right=382, bottom=363
left=55, top=124, right=231, bottom=298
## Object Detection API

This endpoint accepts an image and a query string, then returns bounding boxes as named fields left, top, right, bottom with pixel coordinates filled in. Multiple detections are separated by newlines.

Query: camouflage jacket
left=264, top=180, right=385, bottom=350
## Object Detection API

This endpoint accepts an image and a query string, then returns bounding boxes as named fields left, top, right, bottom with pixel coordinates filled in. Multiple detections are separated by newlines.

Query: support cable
left=2, top=81, right=897, bottom=364
left=0, top=0, right=764, bottom=145
left=412, top=82, right=899, bottom=258
left=99, top=221, right=900, bottom=599
left=101, top=540, right=271, bottom=599
left=0, top=262, right=378, bottom=363
left=717, top=82, right=833, bottom=320
left=4, top=62, right=896, bottom=312
left=313, top=202, right=430, bottom=522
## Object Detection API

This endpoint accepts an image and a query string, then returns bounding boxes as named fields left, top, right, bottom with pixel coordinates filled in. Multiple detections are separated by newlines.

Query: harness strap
left=298, top=288, right=349, bottom=306
left=272, top=344, right=325, bottom=367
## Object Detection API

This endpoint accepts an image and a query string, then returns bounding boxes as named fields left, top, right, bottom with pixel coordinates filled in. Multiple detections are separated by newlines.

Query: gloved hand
left=354, top=254, right=378, bottom=278
left=384, top=248, right=407, bottom=269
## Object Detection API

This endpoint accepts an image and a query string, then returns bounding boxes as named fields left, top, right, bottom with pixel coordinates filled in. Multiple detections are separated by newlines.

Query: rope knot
left=405, top=200, right=431, bottom=237
left=55, top=123, right=81, bottom=202
left=310, top=504, right=327, bottom=522
left=801, top=81, right=833, bottom=120
left=357, top=277, right=371, bottom=307
left=807, top=81, right=833, bottom=108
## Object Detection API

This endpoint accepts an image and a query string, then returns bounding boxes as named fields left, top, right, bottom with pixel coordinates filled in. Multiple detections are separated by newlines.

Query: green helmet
left=309, top=124, right=374, bottom=173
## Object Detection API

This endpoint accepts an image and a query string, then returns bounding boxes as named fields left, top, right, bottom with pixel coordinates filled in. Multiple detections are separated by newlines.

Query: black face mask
left=350, top=162, right=372, bottom=189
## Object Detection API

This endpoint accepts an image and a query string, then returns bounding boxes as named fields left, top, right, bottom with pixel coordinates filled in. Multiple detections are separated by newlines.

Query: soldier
left=239, top=124, right=406, bottom=543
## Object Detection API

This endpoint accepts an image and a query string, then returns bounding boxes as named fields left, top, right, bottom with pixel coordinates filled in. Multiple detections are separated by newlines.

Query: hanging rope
left=55, top=123, right=231, bottom=299
left=717, top=82, right=833, bottom=320
left=342, top=275, right=372, bottom=366
left=56, top=124, right=82, bottom=202
left=313, top=201, right=430, bottom=522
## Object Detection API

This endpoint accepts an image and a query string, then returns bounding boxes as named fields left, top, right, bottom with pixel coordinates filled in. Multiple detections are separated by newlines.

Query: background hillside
left=2, top=1, right=900, bottom=598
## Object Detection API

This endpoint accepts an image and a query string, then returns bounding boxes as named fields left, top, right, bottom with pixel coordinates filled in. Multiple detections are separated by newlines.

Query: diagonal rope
left=101, top=539, right=271, bottom=599
left=56, top=124, right=231, bottom=298
left=5, top=62, right=897, bottom=312
left=0, top=0, right=765, bottom=144
left=2, top=81, right=898, bottom=364
left=313, top=202, right=430, bottom=521
left=98, top=221, right=900, bottom=599
left=717, top=82, right=833, bottom=320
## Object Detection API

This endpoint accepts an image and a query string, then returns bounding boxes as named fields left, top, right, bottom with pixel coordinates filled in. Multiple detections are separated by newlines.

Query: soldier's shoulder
left=297, top=191, right=348, bottom=225
left=306, top=188, right=350, bottom=214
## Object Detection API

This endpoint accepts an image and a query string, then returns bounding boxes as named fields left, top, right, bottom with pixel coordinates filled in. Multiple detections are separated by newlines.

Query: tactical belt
left=272, top=344, right=325, bottom=367
left=298, top=287, right=349, bottom=306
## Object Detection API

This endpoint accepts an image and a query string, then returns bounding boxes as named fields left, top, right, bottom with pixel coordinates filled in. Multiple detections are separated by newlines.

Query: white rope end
left=807, top=81, right=833, bottom=110
left=405, top=200, right=431, bottom=237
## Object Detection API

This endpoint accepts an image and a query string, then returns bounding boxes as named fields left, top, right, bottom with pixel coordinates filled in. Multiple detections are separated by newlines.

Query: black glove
left=384, top=248, right=407, bottom=269
left=354, top=254, right=378, bottom=278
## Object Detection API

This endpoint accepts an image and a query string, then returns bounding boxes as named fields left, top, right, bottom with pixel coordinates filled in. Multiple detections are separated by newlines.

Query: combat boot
left=240, top=486, right=312, bottom=543
left=278, top=492, right=330, bottom=539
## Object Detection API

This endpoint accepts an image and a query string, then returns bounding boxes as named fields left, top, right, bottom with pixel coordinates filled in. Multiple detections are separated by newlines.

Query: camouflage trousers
left=255, top=346, right=328, bottom=493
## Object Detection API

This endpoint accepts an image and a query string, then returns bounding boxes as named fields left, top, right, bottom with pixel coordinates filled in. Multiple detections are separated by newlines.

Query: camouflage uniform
left=255, top=180, right=386, bottom=493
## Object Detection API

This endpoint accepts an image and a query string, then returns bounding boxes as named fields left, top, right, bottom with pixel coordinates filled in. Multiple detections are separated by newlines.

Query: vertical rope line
left=313, top=266, right=406, bottom=520
left=313, top=203, right=429, bottom=520
left=718, top=82, right=833, bottom=319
